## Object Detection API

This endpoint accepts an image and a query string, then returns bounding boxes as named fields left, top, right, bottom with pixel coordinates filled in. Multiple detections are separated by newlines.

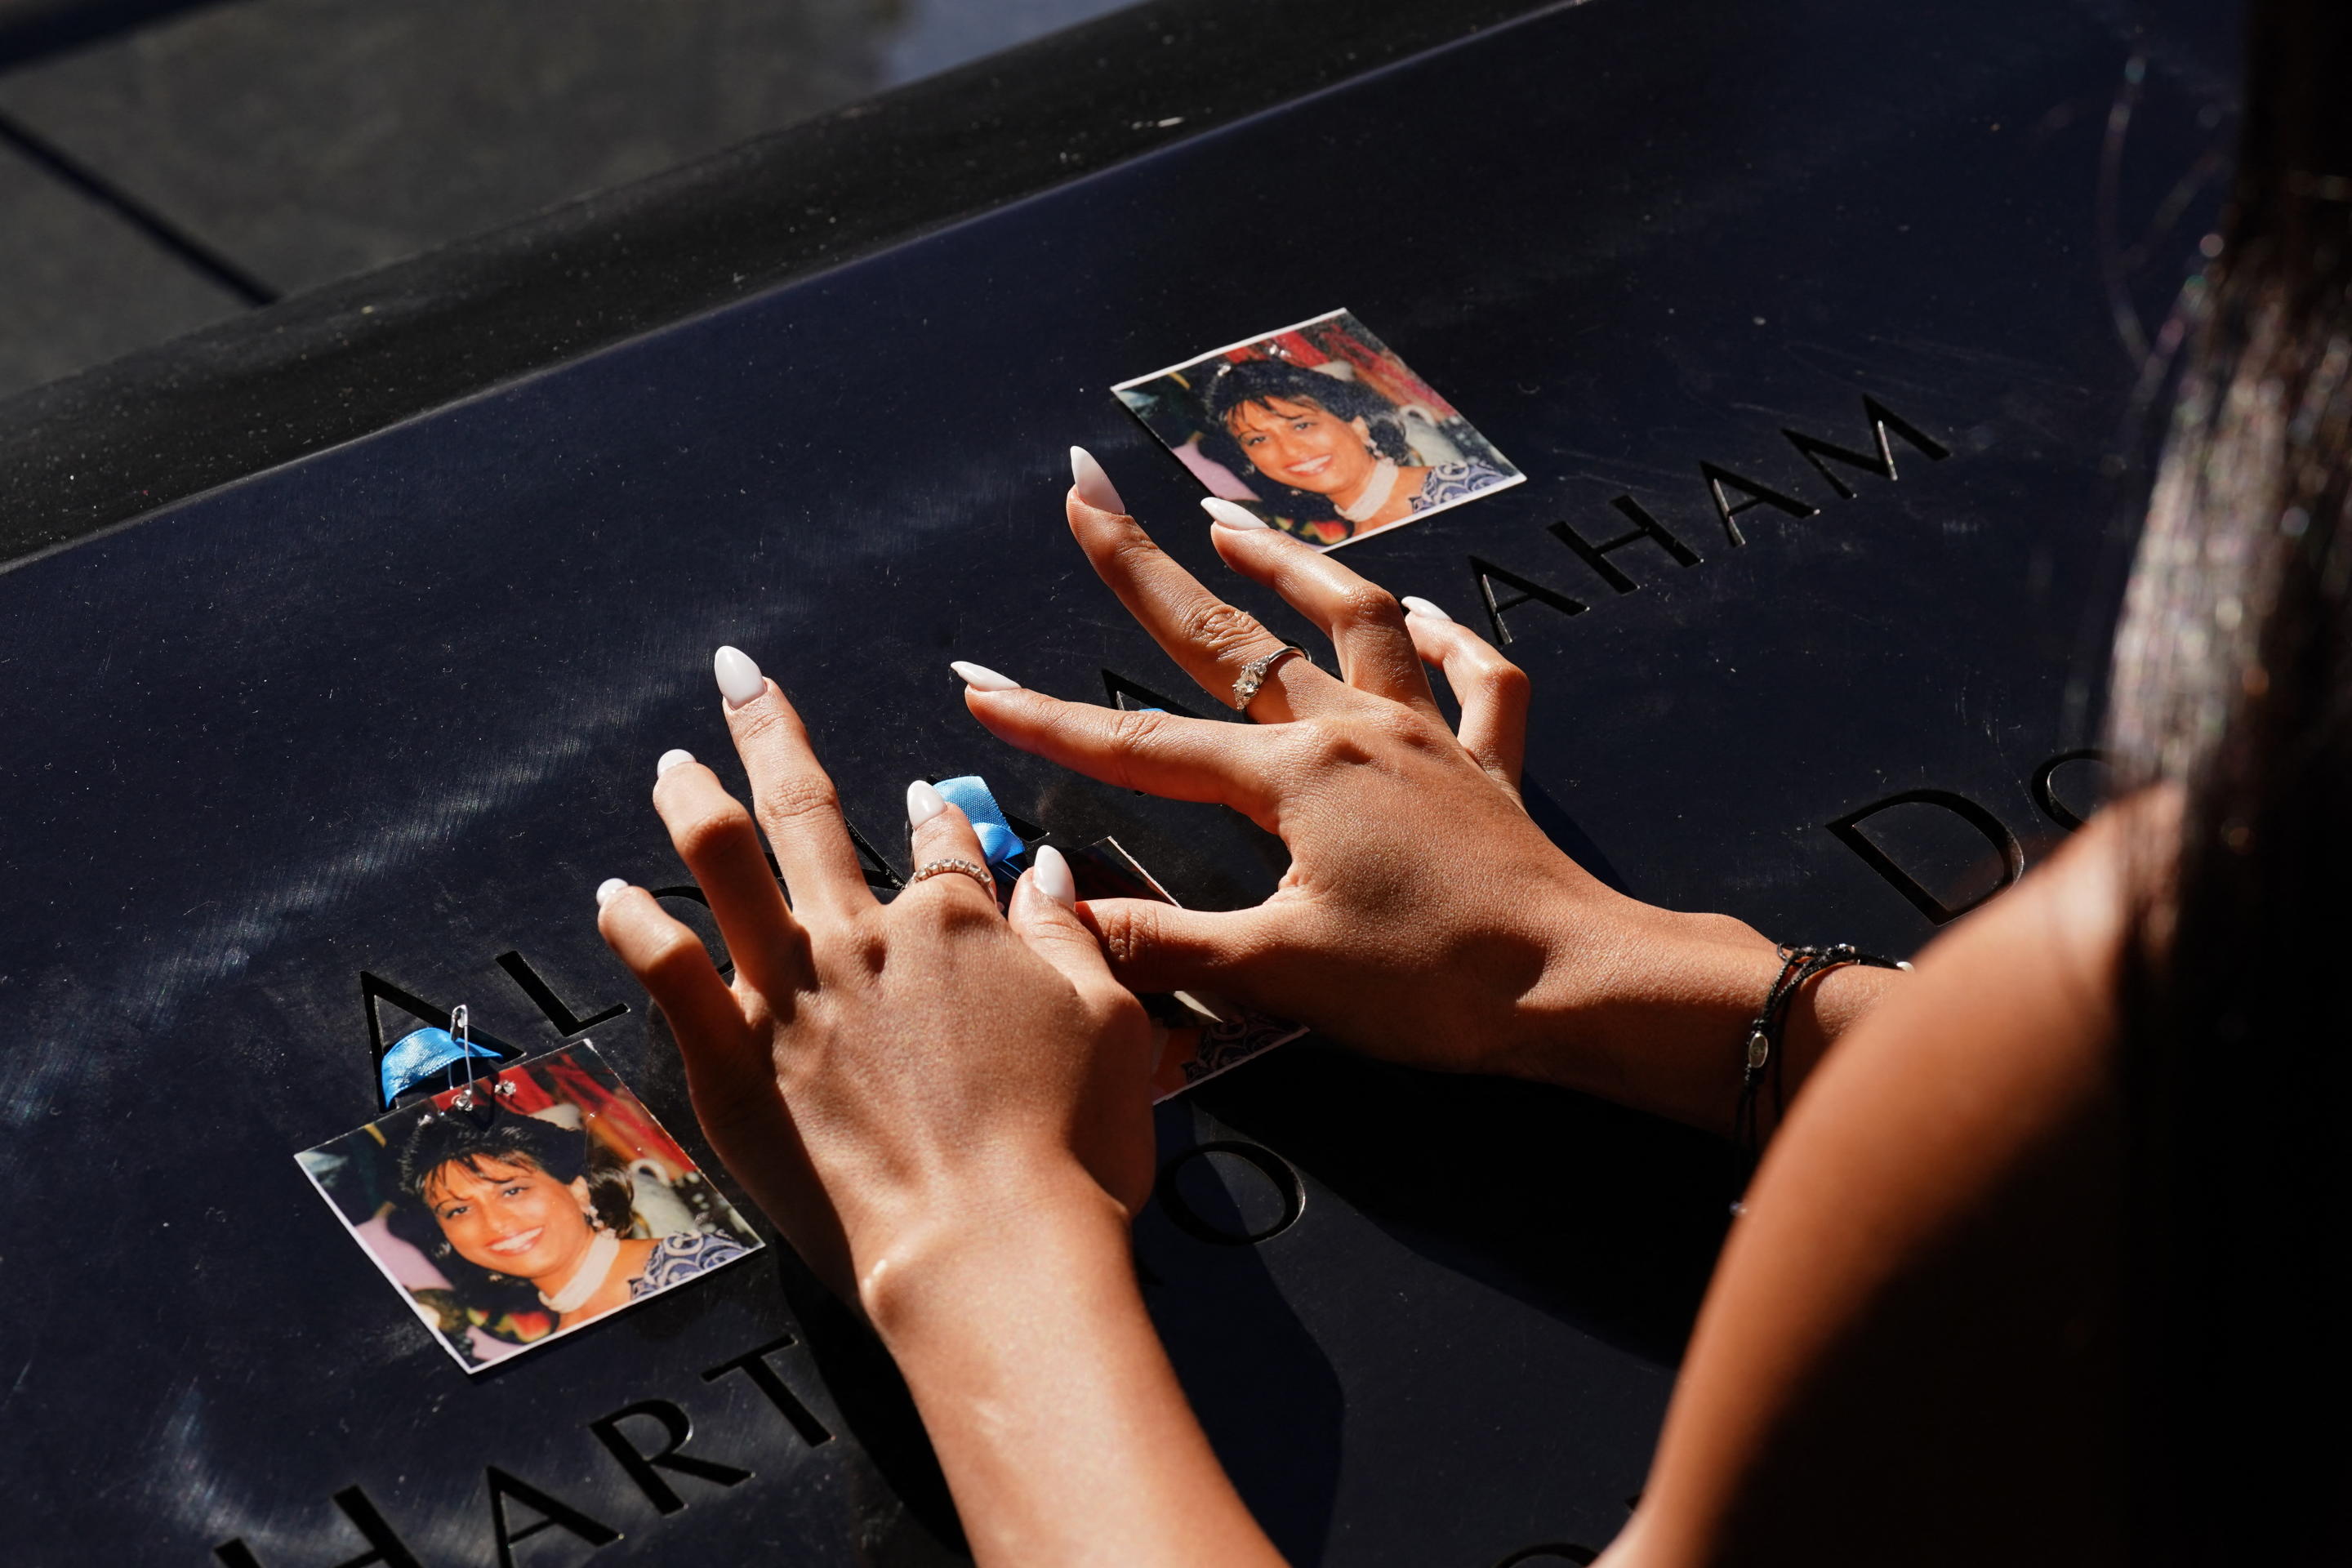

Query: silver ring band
left=908, top=857, right=994, bottom=891
left=1230, top=642, right=1310, bottom=712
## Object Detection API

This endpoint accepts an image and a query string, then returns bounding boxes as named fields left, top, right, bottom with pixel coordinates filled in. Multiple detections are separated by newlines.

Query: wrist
left=849, top=1158, right=1280, bottom=1568
left=1499, top=893, right=1878, bottom=1132
left=855, top=1157, right=1132, bottom=1354
left=1504, top=893, right=1770, bottom=1058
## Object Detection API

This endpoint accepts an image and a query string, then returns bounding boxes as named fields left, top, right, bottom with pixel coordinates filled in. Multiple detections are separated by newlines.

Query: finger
left=1206, top=515, right=1440, bottom=714
left=595, top=882, right=768, bottom=1091
left=648, top=756, right=812, bottom=1000
left=1007, top=845, right=1124, bottom=1002
left=902, top=780, right=1003, bottom=916
left=715, top=648, right=875, bottom=920
left=956, top=682, right=1282, bottom=824
left=598, top=882, right=854, bottom=1301
left=1066, top=480, right=1343, bottom=721
left=1077, top=895, right=1281, bottom=997
left=1402, top=601, right=1530, bottom=787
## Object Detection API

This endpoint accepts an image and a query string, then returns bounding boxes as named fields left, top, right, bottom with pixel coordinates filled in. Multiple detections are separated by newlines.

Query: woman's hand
left=594, top=653, right=1154, bottom=1317
left=595, top=651, right=1285, bottom=1568
left=955, top=451, right=1890, bottom=1133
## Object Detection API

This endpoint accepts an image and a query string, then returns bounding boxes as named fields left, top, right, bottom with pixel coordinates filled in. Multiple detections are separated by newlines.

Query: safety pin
left=439, top=1004, right=514, bottom=1121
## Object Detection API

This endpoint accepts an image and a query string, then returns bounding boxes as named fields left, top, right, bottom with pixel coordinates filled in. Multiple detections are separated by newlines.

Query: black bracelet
left=1731, top=942, right=1909, bottom=1212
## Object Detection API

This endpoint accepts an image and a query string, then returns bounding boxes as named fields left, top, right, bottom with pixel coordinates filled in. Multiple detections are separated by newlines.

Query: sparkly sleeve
left=1412, top=460, right=1512, bottom=512
left=628, top=1231, right=752, bottom=1298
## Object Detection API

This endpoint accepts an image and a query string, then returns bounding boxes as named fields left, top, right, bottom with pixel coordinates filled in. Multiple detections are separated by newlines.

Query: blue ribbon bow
left=933, top=775, right=1027, bottom=871
left=380, top=1026, right=501, bottom=1108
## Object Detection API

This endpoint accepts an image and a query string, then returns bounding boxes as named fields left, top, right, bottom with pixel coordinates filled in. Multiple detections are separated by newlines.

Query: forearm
left=1499, top=904, right=1906, bottom=1138
left=863, top=1173, right=1285, bottom=1568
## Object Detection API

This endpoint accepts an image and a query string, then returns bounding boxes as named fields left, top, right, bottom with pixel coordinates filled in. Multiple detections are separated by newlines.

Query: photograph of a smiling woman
left=300, top=1045, right=760, bottom=1370
left=1114, top=309, right=1522, bottom=547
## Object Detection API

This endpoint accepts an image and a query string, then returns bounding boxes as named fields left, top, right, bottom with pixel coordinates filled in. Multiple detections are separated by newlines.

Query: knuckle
left=756, top=772, right=844, bottom=831
left=726, top=699, right=792, bottom=748
left=1293, top=718, right=1376, bottom=771
left=1099, top=528, right=1165, bottom=574
left=830, top=918, right=889, bottom=978
left=1174, top=599, right=1267, bottom=660
left=640, top=926, right=715, bottom=982
left=1105, top=708, right=1174, bottom=789
left=1330, top=581, right=1402, bottom=628
left=1109, top=705, right=1170, bottom=752
left=1404, top=714, right=1459, bottom=755
left=1477, top=657, right=1531, bottom=701
left=670, top=799, right=757, bottom=862
left=1370, top=703, right=1457, bottom=760
left=1098, top=906, right=1158, bottom=967
left=933, top=893, right=1001, bottom=934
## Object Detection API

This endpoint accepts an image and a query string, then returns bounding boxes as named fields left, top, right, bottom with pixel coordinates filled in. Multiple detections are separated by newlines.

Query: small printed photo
left=297, top=1042, right=762, bottom=1373
left=1112, top=308, right=1523, bottom=549
left=1147, top=1000, right=1307, bottom=1100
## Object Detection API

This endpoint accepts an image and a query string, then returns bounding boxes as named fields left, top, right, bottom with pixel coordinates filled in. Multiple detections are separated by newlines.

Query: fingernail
left=656, top=748, right=695, bottom=777
left=1032, top=844, right=1076, bottom=908
left=907, top=778, right=947, bottom=830
left=595, top=877, right=628, bottom=910
left=1202, top=497, right=1270, bottom=530
left=714, top=646, right=764, bottom=709
left=950, top=660, right=1021, bottom=692
left=1174, top=987, right=1242, bottom=1026
left=1070, top=446, right=1125, bottom=513
left=1401, top=596, right=1454, bottom=623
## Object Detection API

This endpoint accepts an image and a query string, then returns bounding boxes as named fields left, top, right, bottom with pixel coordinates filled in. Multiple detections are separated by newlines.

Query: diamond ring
left=908, top=858, right=994, bottom=892
left=1230, top=643, right=1311, bottom=712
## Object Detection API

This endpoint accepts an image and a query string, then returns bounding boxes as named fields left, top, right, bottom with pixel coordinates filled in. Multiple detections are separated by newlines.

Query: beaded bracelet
left=1731, top=942, right=1909, bottom=1211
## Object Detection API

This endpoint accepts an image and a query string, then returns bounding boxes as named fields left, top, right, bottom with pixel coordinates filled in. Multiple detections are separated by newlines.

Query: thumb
left=1076, top=894, right=1268, bottom=996
left=1008, top=844, right=1123, bottom=998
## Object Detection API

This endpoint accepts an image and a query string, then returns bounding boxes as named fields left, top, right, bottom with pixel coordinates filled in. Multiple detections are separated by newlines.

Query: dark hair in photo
left=2107, top=1, right=2352, bottom=1559
left=1201, top=357, right=1415, bottom=466
left=398, top=1106, right=636, bottom=1238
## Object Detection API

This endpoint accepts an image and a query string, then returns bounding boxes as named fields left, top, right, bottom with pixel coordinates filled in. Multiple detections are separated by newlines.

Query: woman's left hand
left=948, top=452, right=1885, bottom=1135
left=594, top=657, right=1156, bottom=1320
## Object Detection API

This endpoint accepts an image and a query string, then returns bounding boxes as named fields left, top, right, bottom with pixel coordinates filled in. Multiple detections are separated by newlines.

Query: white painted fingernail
left=950, top=661, right=1021, bottom=692
left=907, top=778, right=947, bottom=830
left=1032, top=844, right=1076, bottom=908
left=595, top=878, right=628, bottom=910
left=656, top=748, right=694, bottom=777
left=1071, top=446, right=1126, bottom=513
left=1202, top=497, right=1270, bottom=530
left=714, top=646, right=764, bottom=709
left=1401, top=596, right=1454, bottom=623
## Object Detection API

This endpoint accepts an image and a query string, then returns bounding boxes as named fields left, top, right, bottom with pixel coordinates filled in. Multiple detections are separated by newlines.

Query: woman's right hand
left=595, top=655, right=1285, bottom=1568
left=955, top=451, right=1883, bottom=1131
left=592, top=658, right=1156, bottom=1317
